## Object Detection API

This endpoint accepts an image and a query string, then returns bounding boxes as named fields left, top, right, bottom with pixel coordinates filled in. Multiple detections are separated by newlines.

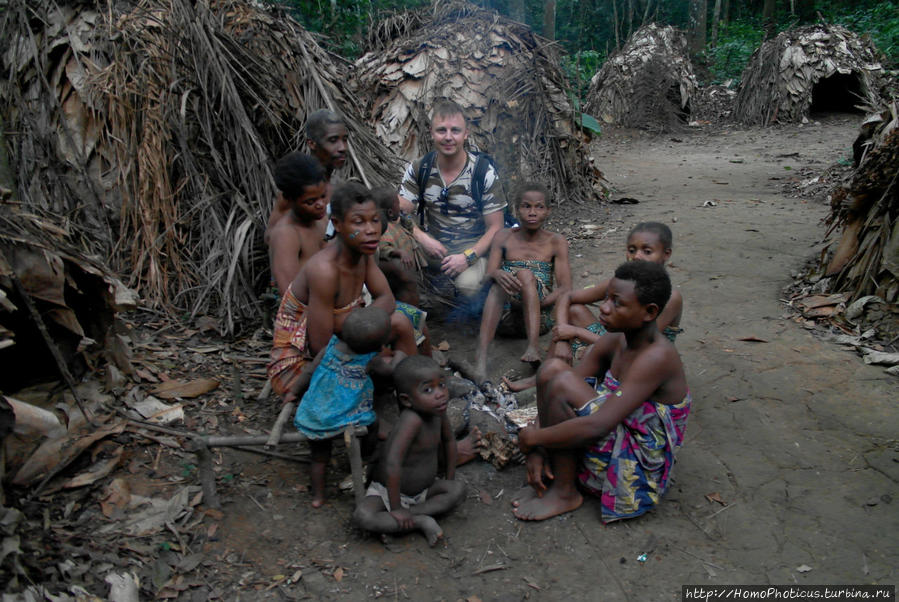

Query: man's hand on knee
left=441, top=253, right=468, bottom=277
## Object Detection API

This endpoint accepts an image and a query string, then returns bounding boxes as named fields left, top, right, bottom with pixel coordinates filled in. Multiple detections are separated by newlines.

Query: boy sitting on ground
left=512, top=261, right=691, bottom=522
left=474, top=183, right=571, bottom=383
left=354, top=355, right=467, bottom=546
left=294, top=306, right=403, bottom=507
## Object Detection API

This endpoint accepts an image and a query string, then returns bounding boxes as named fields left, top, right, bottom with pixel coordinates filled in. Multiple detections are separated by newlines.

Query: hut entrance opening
left=666, top=83, right=691, bottom=122
left=810, top=72, right=865, bottom=115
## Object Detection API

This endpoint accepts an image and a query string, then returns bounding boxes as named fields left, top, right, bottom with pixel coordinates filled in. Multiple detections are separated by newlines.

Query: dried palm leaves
left=735, top=24, right=885, bottom=126
left=823, top=103, right=898, bottom=303
left=352, top=1, right=605, bottom=205
left=584, top=24, right=697, bottom=133
left=1, top=0, right=401, bottom=333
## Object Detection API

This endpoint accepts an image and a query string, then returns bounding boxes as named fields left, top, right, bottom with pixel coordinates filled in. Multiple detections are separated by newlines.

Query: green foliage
left=820, top=1, right=899, bottom=66
left=561, top=50, right=604, bottom=98
left=277, top=0, right=430, bottom=58
left=702, top=20, right=764, bottom=84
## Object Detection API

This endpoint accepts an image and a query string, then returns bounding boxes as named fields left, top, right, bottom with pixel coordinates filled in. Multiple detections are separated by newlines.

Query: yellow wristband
left=463, top=248, right=478, bottom=266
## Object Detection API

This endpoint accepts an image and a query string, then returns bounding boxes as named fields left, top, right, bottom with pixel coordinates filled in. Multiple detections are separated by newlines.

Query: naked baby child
left=353, top=355, right=466, bottom=545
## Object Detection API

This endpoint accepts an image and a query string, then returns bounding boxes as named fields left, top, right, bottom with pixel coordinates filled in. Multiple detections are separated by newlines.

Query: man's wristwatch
left=463, top=248, right=478, bottom=267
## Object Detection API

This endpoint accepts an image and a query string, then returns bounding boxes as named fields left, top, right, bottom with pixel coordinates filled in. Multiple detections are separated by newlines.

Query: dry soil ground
left=195, top=113, right=897, bottom=600
left=8, top=114, right=898, bottom=601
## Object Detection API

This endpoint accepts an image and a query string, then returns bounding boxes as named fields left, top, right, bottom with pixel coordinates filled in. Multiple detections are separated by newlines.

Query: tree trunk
left=722, top=0, right=730, bottom=25
left=688, top=0, right=707, bottom=55
left=543, top=0, right=556, bottom=40
left=763, top=0, right=777, bottom=40
left=627, top=0, right=634, bottom=39
left=641, top=0, right=652, bottom=27
left=710, top=0, right=722, bottom=47
left=509, top=0, right=526, bottom=23
left=611, top=0, right=620, bottom=50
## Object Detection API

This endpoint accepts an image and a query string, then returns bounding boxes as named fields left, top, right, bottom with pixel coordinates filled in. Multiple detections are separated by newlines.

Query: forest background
left=280, top=0, right=899, bottom=98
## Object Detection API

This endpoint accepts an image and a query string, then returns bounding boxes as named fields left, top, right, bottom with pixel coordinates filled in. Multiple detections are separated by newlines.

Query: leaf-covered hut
left=822, top=104, right=898, bottom=307
left=0, top=0, right=402, bottom=334
left=734, top=24, right=885, bottom=125
left=352, top=1, right=605, bottom=205
left=584, top=24, right=698, bottom=132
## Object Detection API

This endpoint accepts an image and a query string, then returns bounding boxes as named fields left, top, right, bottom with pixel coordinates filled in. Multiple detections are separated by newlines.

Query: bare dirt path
left=196, top=115, right=898, bottom=600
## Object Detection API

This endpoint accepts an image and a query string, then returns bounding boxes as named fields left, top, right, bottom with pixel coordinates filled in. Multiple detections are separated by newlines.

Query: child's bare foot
left=513, top=487, right=582, bottom=521
left=519, top=346, right=542, bottom=365
left=510, top=485, right=539, bottom=507
left=502, top=375, right=536, bottom=392
left=456, top=426, right=482, bottom=465
left=414, top=515, right=443, bottom=546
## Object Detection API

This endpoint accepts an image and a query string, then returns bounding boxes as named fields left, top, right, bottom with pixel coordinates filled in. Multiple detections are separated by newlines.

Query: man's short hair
left=514, top=182, right=552, bottom=207
left=393, top=355, right=443, bottom=397
left=341, top=306, right=391, bottom=354
left=430, top=99, right=467, bottom=125
left=614, top=260, right=671, bottom=311
left=629, top=222, right=673, bottom=250
left=330, top=181, right=374, bottom=220
left=306, top=109, right=345, bottom=144
left=273, top=152, right=325, bottom=200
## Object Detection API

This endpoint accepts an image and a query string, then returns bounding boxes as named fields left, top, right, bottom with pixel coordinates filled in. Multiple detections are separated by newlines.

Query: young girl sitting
left=512, top=261, right=690, bottom=523
left=474, top=183, right=571, bottom=383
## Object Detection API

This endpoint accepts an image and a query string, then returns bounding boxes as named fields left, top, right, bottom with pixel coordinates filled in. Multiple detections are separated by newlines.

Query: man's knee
left=454, top=258, right=487, bottom=297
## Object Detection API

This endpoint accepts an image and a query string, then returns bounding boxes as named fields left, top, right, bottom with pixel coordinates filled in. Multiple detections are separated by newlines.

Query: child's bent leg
left=308, top=438, right=332, bottom=508
left=514, top=270, right=542, bottom=364
left=514, top=362, right=591, bottom=521
left=408, top=479, right=466, bottom=517
left=389, top=311, right=418, bottom=356
left=353, top=495, right=443, bottom=546
left=474, top=284, right=508, bottom=383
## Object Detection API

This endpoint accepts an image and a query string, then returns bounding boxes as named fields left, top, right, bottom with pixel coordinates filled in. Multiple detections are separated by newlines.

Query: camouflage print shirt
left=398, top=151, right=506, bottom=255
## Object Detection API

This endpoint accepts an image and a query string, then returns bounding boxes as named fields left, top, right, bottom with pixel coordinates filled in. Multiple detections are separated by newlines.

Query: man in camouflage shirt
left=398, top=100, right=506, bottom=299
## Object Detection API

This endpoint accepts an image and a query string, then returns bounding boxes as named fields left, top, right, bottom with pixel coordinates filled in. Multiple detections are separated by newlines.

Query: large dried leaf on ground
left=12, top=420, right=125, bottom=487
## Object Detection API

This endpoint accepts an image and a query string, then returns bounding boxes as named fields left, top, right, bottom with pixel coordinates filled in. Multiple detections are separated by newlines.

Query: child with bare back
left=354, top=355, right=466, bottom=545
left=504, top=221, right=682, bottom=392
left=474, top=183, right=571, bottom=383
left=266, top=153, right=329, bottom=296
left=512, top=261, right=690, bottom=523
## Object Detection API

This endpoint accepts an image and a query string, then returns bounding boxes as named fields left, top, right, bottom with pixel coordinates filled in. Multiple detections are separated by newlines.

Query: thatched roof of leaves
left=823, top=103, right=898, bottom=303
left=0, top=0, right=402, bottom=333
left=352, top=1, right=605, bottom=205
left=584, top=24, right=697, bottom=132
left=734, top=24, right=885, bottom=125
